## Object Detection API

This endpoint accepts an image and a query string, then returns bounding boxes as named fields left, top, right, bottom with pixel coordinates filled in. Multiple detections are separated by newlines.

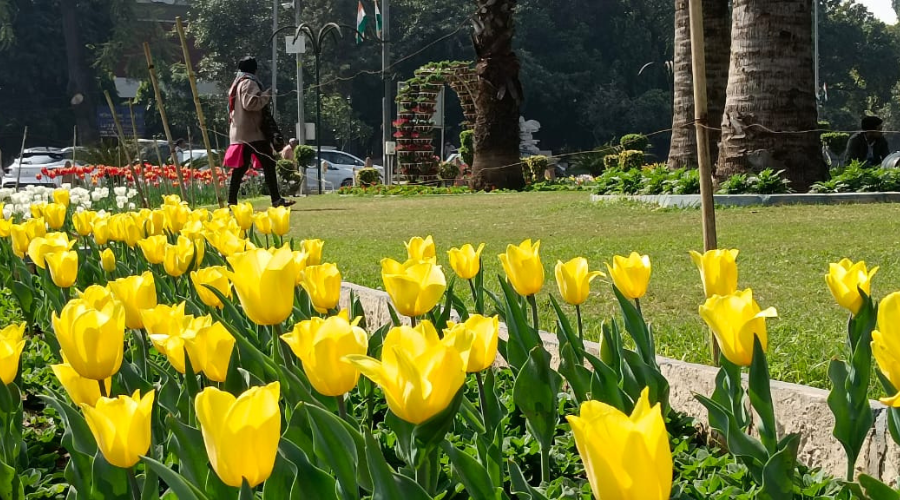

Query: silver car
left=2, top=148, right=74, bottom=188
left=304, top=149, right=383, bottom=191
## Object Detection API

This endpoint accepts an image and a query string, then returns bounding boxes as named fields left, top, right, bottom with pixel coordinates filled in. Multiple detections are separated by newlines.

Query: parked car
left=1, top=148, right=78, bottom=188
left=304, top=149, right=383, bottom=191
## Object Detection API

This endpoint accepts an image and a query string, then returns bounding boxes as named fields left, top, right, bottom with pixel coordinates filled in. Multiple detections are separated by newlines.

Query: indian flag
left=356, top=1, right=367, bottom=44
left=374, top=0, right=382, bottom=38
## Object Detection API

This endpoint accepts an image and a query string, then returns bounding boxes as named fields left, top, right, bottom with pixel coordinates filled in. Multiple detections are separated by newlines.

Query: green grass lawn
left=267, top=191, right=900, bottom=390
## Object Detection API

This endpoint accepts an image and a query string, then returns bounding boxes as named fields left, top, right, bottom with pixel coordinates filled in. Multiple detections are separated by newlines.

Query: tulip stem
left=634, top=298, right=642, bottom=316
left=575, top=304, right=584, bottom=342
left=336, top=394, right=347, bottom=421
left=527, top=295, right=539, bottom=333
left=410, top=316, right=417, bottom=327
left=98, top=379, right=108, bottom=398
left=468, top=279, right=480, bottom=314
left=540, top=445, right=551, bottom=486
left=126, top=467, right=140, bottom=500
left=475, top=371, right=488, bottom=423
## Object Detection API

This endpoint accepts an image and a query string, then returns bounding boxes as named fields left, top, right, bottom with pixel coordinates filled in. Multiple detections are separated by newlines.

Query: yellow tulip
left=163, top=236, right=195, bottom=278
left=555, top=257, right=605, bottom=306
left=267, top=206, right=291, bottom=236
left=443, top=314, right=500, bottom=372
left=698, top=289, right=777, bottom=367
left=53, top=298, right=125, bottom=380
left=43, top=202, right=67, bottom=230
left=72, top=211, right=96, bottom=236
left=30, top=202, right=46, bottom=219
left=227, top=247, right=298, bottom=326
left=253, top=212, right=272, bottom=235
left=826, top=258, right=878, bottom=315
left=380, top=258, right=447, bottom=318
left=345, top=320, right=472, bottom=424
left=51, top=361, right=111, bottom=408
left=45, top=250, right=78, bottom=288
left=205, top=229, right=246, bottom=257
left=0, top=218, right=10, bottom=238
left=498, top=239, right=544, bottom=297
left=300, top=263, right=342, bottom=314
left=138, top=234, right=168, bottom=265
left=82, top=390, right=154, bottom=469
left=109, top=214, right=143, bottom=247
left=302, top=239, right=324, bottom=266
left=93, top=218, right=110, bottom=246
left=149, top=312, right=210, bottom=374
left=78, top=284, right=117, bottom=310
left=141, top=302, right=189, bottom=337
left=190, top=266, right=232, bottom=309
left=53, top=188, right=70, bottom=207
left=183, top=321, right=235, bottom=383
left=108, top=272, right=158, bottom=330
left=27, top=232, right=74, bottom=269
left=230, top=202, right=254, bottom=231
left=10, top=224, right=31, bottom=258
left=405, top=235, right=436, bottom=263
left=25, top=217, right=46, bottom=239
left=606, top=252, right=652, bottom=300
left=291, top=250, right=310, bottom=285
left=689, top=249, right=740, bottom=298
left=145, top=209, right=167, bottom=236
left=566, top=387, right=672, bottom=500
left=100, top=248, right=116, bottom=273
left=282, top=311, right=368, bottom=396
left=0, top=323, right=26, bottom=385
left=164, top=202, right=189, bottom=233
left=195, top=383, right=281, bottom=488
left=447, top=243, right=485, bottom=280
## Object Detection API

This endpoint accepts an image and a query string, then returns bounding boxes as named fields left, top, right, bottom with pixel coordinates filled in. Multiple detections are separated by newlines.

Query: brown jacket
left=229, top=78, right=271, bottom=144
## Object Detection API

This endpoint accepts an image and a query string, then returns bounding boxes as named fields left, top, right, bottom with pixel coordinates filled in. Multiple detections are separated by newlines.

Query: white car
left=304, top=149, right=383, bottom=191
left=2, top=148, right=74, bottom=188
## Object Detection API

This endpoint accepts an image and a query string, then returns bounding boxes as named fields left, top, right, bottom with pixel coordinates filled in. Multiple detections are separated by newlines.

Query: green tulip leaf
left=828, top=359, right=874, bottom=476
left=497, top=276, right=542, bottom=372
left=611, top=284, right=654, bottom=367
left=276, top=439, right=338, bottom=500
left=304, top=404, right=361, bottom=500
left=508, top=460, right=549, bottom=500
left=39, top=395, right=97, bottom=457
left=558, top=342, right=591, bottom=404
left=584, top=350, right=630, bottom=414
left=858, top=474, right=900, bottom=500
left=481, top=369, right=504, bottom=433
left=458, top=395, right=487, bottom=435
left=166, top=416, right=232, bottom=497
left=694, top=393, right=767, bottom=480
left=761, top=433, right=800, bottom=500
left=0, top=459, right=24, bottom=500
left=475, top=426, right=504, bottom=489
left=549, top=295, right=581, bottom=360
left=90, top=453, right=129, bottom=499
left=239, top=480, right=253, bottom=500
left=441, top=442, right=500, bottom=500
left=748, top=335, right=777, bottom=455
left=513, top=346, right=562, bottom=451
left=363, top=430, right=432, bottom=500
left=141, top=456, right=210, bottom=500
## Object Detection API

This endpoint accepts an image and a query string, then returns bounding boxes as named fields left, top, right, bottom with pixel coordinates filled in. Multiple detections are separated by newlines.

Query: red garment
left=223, top=143, right=262, bottom=170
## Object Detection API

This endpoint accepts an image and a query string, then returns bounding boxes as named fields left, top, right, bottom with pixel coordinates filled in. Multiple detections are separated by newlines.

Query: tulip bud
left=443, top=314, right=499, bottom=373
left=300, top=263, right=342, bottom=314
left=447, top=243, right=485, bottom=280
left=227, top=247, right=298, bottom=326
left=43, top=202, right=67, bottom=230
left=554, top=257, right=605, bottom=306
left=100, top=248, right=117, bottom=273
left=183, top=321, right=235, bottom=383
left=606, top=252, right=652, bottom=300
left=138, top=235, right=168, bottom=265
left=381, top=258, right=447, bottom=318
left=0, top=323, right=26, bottom=385
left=689, top=249, right=739, bottom=298
left=698, top=289, right=777, bottom=367
left=45, top=250, right=78, bottom=288
left=53, top=298, right=125, bottom=380
left=108, top=272, right=158, bottom=330
left=163, top=236, right=195, bottom=278
left=267, top=206, right=291, bottom=236
left=72, top=210, right=97, bottom=237
left=498, top=239, right=544, bottom=297
left=230, top=202, right=254, bottom=231
left=252, top=212, right=272, bottom=235
left=190, top=266, right=232, bottom=309
left=282, top=311, right=367, bottom=396
left=301, top=239, right=324, bottom=266
left=82, top=390, right=155, bottom=469
left=53, top=188, right=70, bottom=207
left=405, top=235, right=436, bottom=263
left=826, top=258, right=878, bottom=315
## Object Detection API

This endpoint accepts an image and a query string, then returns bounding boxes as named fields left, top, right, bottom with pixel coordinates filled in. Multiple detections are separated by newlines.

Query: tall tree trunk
left=60, top=0, right=99, bottom=145
left=668, top=0, right=730, bottom=170
left=470, top=0, right=525, bottom=191
left=717, top=0, right=826, bottom=191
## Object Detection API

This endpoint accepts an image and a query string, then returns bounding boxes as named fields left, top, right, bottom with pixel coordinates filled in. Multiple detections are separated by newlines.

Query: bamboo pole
left=128, top=101, right=152, bottom=204
left=103, top=90, right=149, bottom=208
left=142, top=42, right=187, bottom=200
left=688, top=0, right=720, bottom=364
left=175, top=16, right=224, bottom=208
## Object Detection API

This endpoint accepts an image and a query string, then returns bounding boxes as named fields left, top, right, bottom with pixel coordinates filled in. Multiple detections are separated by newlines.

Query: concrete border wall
left=340, top=282, right=900, bottom=483
left=590, top=193, right=900, bottom=208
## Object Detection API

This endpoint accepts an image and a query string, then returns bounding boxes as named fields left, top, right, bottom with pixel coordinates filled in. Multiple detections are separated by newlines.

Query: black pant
left=228, top=141, right=281, bottom=205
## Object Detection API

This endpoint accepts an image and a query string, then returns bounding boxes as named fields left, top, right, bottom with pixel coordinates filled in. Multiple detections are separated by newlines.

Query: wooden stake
left=152, top=139, right=172, bottom=195
left=14, top=126, right=28, bottom=190
left=128, top=101, right=152, bottom=204
left=103, top=90, right=149, bottom=208
left=175, top=16, right=224, bottom=208
left=688, top=0, right=720, bottom=364
left=143, top=42, right=187, bottom=200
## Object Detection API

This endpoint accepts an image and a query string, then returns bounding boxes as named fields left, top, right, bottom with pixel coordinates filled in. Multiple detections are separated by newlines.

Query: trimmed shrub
left=618, top=150, right=645, bottom=171
left=294, top=145, right=316, bottom=167
left=821, top=132, right=850, bottom=155
left=439, top=161, right=460, bottom=180
left=620, top=133, right=650, bottom=152
left=522, top=155, right=550, bottom=183
left=459, top=130, right=474, bottom=166
left=356, top=167, right=381, bottom=186
left=603, top=154, right=619, bottom=171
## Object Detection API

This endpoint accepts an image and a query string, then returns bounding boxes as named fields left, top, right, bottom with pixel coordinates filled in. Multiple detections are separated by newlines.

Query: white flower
left=114, top=186, right=127, bottom=197
left=116, top=201, right=125, bottom=210
left=126, top=188, right=137, bottom=199
left=128, top=203, right=136, bottom=210
left=75, top=206, right=85, bottom=213
left=61, top=183, right=71, bottom=190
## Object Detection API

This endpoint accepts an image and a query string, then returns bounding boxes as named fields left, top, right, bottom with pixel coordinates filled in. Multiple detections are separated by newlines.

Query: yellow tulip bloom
left=183, top=321, right=235, bottom=383
left=230, top=202, right=254, bottom=231
left=567, top=387, right=672, bottom=500
left=447, top=243, right=485, bottom=280
left=227, top=247, right=298, bottom=326
left=145, top=209, right=167, bottom=236
left=267, top=206, right=291, bottom=236
left=302, top=239, right=324, bottom=266
left=43, top=202, right=67, bottom=230
left=53, top=298, right=126, bottom=380
left=826, top=258, right=878, bottom=315
left=555, top=257, right=605, bottom=306
left=872, top=293, right=900, bottom=406
left=72, top=211, right=97, bottom=237
left=689, top=249, right=740, bottom=298
left=163, top=236, right=195, bottom=278
left=100, top=248, right=116, bottom=273
left=444, top=314, right=500, bottom=373
left=698, top=289, right=777, bottom=367
left=291, top=250, right=310, bottom=285
left=45, top=250, right=78, bottom=288
left=51, top=361, right=111, bottom=408
left=82, top=390, right=154, bottom=469
left=253, top=212, right=272, bottom=235
left=300, top=263, right=342, bottom=314
left=27, top=232, right=74, bottom=269
left=53, top=188, right=70, bottom=207
left=405, top=235, right=436, bottom=263
left=381, top=258, right=447, bottom=318
left=138, top=234, right=168, bottom=265
left=195, top=383, right=281, bottom=488
left=78, top=285, right=117, bottom=310
left=606, top=252, right=652, bottom=300
left=282, top=311, right=368, bottom=396
left=498, top=239, right=544, bottom=297
left=190, top=266, right=233, bottom=309
left=345, top=321, right=472, bottom=424
left=108, top=272, right=158, bottom=330
left=205, top=229, right=246, bottom=257
left=141, top=302, right=189, bottom=337
left=149, top=313, right=210, bottom=374
left=164, top=202, right=189, bottom=233
left=179, top=220, right=206, bottom=242
left=0, top=323, right=26, bottom=385
left=0, top=218, right=10, bottom=238
left=10, top=223, right=31, bottom=258
left=93, top=218, right=110, bottom=246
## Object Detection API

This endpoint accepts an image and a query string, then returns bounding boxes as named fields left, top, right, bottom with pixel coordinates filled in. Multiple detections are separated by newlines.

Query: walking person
left=223, top=56, right=295, bottom=207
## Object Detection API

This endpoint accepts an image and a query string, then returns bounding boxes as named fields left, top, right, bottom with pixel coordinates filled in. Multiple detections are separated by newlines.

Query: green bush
left=717, top=173, right=751, bottom=194
left=572, top=152, right=606, bottom=176
left=749, top=168, right=792, bottom=194
left=294, top=144, right=316, bottom=167
left=640, top=164, right=670, bottom=195
left=603, top=154, right=619, bottom=171
left=821, top=132, right=850, bottom=155
left=670, top=168, right=701, bottom=194
left=618, top=150, right=644, bottom=171
left=522, top=155, right=550, bottom=183
left=459, top=129, right=474, bottom=166
left=355, top=167, right=381, bottom=186
left=439, top=161, right=460, bottom=180
left=276, top=159, right=304, bottom=195
left=620, top=133, right=650, bottom=152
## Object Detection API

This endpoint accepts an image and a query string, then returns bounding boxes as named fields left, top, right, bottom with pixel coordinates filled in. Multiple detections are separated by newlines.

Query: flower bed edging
left=340, top=281, right=900, bottom=484
left=591, top=192, right=900, bottom=208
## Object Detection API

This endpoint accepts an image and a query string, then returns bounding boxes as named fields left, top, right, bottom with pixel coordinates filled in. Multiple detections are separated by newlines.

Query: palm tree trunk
left=61, top=0, right=99, bottom=145
left=668, top=0, right=730, bottom=170
left=717, top=0, right=827, bottom=191
left=470, top=0, right=525, bottom=191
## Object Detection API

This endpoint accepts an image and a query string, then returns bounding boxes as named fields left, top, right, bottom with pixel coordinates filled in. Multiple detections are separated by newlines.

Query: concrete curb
left=340, top=282, right=899, bottom=483
left=590, top=193, right=900, bottom=208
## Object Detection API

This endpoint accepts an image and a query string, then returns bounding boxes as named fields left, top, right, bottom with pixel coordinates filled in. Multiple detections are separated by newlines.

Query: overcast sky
left=856, top=0, right=898, bottom=24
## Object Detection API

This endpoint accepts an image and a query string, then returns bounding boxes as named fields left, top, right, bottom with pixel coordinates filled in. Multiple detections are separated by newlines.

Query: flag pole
left=381, top=0, right=391, bottom=184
